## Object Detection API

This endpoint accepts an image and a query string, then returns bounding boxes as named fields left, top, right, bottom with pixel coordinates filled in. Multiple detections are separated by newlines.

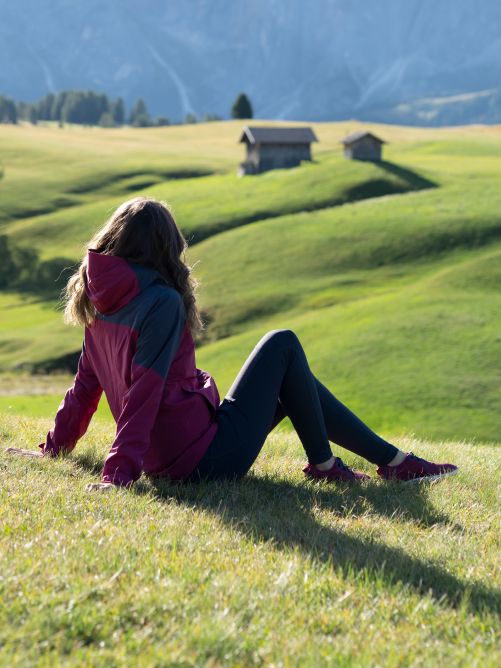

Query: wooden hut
left=238, top=126, right=318, bottom=175
left=341, top=132, right=386, bottom=161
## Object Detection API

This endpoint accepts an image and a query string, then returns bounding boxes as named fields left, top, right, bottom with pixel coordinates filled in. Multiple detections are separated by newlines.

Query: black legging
left=186, top=329, right=398, bottom=481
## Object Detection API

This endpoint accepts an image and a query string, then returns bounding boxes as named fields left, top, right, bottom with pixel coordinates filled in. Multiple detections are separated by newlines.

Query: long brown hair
left=64, top=196, right=204, bottom=336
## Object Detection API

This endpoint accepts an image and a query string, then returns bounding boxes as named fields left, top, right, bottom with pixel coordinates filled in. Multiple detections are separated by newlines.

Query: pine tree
left=129, top=98, right=151, bottom=126
left=112, top=97, right=125, bottom=125
left=28, top=105, right=38, bottom=124
left=0, top=96, right=18, bottom=124
left=99, top=112, right=115, bottom=127
left=231, top=93, right=253, bottom=119
left=51, top=92, right=69, bottom=121
left=37, top=93, right=55, bottom=120
left=61, top=91, right=110, bottom=125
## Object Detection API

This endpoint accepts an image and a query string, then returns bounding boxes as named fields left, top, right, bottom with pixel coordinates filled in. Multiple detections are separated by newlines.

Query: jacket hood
left=85, top=250, right=161, bottom=315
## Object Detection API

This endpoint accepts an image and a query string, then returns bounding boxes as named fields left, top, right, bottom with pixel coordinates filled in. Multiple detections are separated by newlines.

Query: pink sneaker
left=377, top=452, right=458, bottom=483
left=303, top=457, right=370, bottom=483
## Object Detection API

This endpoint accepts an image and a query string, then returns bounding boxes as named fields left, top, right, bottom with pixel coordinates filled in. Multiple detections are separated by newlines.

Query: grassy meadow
left=0, top=120, right=500, bottom=442
left=1, top=418, right=499, bottom=666
left=0, top=120, right=500, bottom=665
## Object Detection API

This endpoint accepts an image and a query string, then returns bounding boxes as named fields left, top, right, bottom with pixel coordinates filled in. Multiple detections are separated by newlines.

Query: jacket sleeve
left=101, top=290, right=186, bottom=486
left=40, top=341, right=103, bottom=456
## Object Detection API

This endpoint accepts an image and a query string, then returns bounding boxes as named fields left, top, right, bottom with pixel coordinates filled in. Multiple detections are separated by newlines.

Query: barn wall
left=257, top=143, right=312, bottom=171
left=344, top=137, right=382, bottom=161
left=245, top=143, right=260, bottom=168
left=240, top=139, right=314, bottom=175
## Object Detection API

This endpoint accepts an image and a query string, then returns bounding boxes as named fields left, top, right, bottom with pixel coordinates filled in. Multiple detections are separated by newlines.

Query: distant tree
left=155, top=116, right=170, bottom=126
left=129, top=98, right=151, bottom=126
left=51, top=91, right=69, bottom=121
left=37, top=93, right=55, bottom=120
left=184, top=112, right=197, bottom=124
left=131, top=113, right=151, bottom=127
left=99, top=112, right=115, bottom=127
left=60, top=92, right=77, bottom=123
left=16, top=101, right=39, bottom=125
left=28, top=105, right=38, bottom=124
left=16, top=101, right=28, bottom=121
left=1, top=90, right=179, bottom=128
left=0, top=96, right=18, bottom=124
left=231, top=93, right=253, bottom=119
left=61, top=91, right=110, bottom=125
left=112, top=97, right=125, bottom=125
left=202, top=113, right=222, bottom=122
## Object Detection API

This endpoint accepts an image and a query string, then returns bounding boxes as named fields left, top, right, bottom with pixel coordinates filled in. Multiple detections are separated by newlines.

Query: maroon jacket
left=40, top=250, right=220, bottom=485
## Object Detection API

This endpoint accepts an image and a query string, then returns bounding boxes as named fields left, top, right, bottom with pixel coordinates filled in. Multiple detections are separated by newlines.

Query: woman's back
left=56, top=249, right=220, bottom=485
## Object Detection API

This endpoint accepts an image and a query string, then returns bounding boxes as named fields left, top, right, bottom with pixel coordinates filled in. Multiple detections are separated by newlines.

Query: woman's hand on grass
left=85, top=482, right=114, bottom=493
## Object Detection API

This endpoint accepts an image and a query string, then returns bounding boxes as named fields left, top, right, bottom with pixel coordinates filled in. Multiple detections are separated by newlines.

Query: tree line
left=0, top=91, right=253, bottom=127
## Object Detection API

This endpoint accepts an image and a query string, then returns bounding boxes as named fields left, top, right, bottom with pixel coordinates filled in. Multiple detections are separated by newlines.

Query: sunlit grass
left=0, top=415, right=499, bottom=666
left=1, top=122, right=501, bottom=444
left=1, top=121, right=500, bottom=666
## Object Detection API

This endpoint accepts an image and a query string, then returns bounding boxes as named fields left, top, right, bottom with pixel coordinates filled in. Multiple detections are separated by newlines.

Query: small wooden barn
left=238, top=126, right=318, bottom=175
left=341, top=131, right=386, bottom=161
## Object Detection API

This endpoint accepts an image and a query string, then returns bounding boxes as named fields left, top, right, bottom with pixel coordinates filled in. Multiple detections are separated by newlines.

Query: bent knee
left=261, top=328, right=299, bottom=347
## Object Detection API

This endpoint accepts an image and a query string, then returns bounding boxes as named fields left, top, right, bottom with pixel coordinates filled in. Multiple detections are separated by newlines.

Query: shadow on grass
left=185, top=160, right=438, bottom=244
left=72, top=452, right=499, bottom=617
left=334, top=159, right=437, bottom=207
left=65, top=168, right=213, bottom=195
left=73, top=450, right=105, bottom=477
left=154, top=476, right=499, bottom=616
left=376, top=160, right=438, bottom=191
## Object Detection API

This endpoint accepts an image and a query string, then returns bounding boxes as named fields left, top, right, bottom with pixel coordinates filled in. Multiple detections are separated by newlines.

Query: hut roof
left=341, top=131, right=386, bottom=146
left=239, top=126, right=318, bottom=145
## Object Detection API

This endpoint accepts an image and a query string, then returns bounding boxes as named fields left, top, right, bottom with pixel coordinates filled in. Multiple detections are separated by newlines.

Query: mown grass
left=5, top=147, right=423, bottom=259
left=0, top=415, right=499, bottom=667
left=1, top=121, right=501, bottom=446
left=1, top=121, right=500, bottom=666
left=194, top=243, right=501, bottom=445
left=4, top=243, right=498, bottom=442
left=0, top=119, right=443, bottom=226
left=0, top=292, right=81, bottom=371
left=187, top=179, right=501, bottom=339
left=0, top=122, right=236, bottom=225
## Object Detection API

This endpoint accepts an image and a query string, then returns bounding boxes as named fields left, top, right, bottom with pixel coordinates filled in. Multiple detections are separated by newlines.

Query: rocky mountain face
left=2, top=0, right=501, bottom=124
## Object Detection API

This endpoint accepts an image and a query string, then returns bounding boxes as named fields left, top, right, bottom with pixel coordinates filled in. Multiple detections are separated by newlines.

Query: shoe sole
left=402, top=468, right=459, bottom=484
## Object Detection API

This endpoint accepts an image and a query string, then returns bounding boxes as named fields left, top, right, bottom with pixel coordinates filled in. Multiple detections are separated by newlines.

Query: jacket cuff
left=101, top=471, right=135, bottom=487
left=39, top=433, right=60, bottom=457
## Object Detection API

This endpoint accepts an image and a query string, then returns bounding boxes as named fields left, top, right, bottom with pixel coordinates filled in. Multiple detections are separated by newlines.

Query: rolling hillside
left=1, top=121, right=500, bottom=668
left=0, top=120, right=500, bottom=445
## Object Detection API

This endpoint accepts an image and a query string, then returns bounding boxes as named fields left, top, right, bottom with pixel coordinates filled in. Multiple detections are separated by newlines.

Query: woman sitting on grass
left=13, top=197, right=458, bottom=490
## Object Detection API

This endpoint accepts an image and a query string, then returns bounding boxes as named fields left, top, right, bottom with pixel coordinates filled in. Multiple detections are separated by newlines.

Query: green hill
left=1, top=121, right=500, bottom=667
left=0, top=121, right=500, bottom=445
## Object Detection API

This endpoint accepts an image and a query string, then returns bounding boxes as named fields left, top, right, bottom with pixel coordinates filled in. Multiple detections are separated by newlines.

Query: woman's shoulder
left=144, top=282, right=182, bottom=304
left=141, top=283, right=185, bottom=320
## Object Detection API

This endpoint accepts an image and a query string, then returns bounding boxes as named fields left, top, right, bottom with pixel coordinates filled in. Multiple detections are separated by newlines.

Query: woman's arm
left=39, top=341, right=103, bottom=456
left=101, top=290, right=186, bottom=487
